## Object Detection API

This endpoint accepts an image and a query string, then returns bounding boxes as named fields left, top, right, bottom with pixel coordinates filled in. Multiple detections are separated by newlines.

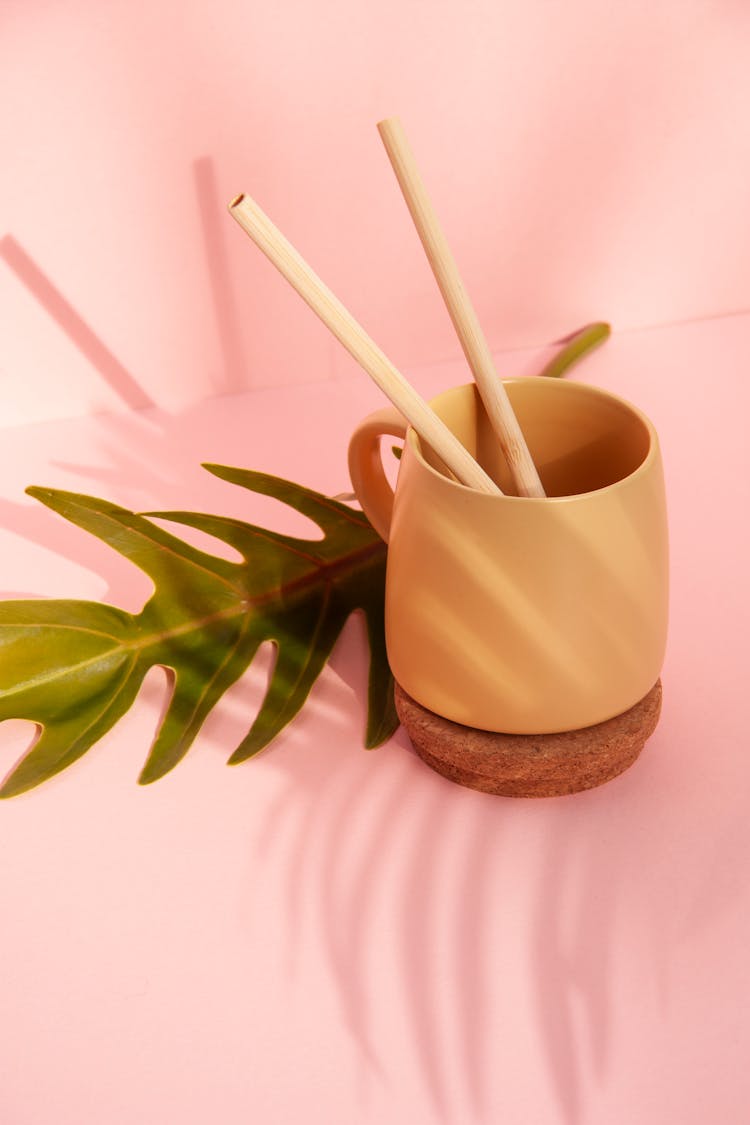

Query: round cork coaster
left=394, top=680, right=662, bottom=798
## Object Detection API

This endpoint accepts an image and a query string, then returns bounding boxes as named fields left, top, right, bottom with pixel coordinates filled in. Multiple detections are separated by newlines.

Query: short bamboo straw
left=229, top=192, right=502, bottom=495
left=377, top=116, right=546, bottom=498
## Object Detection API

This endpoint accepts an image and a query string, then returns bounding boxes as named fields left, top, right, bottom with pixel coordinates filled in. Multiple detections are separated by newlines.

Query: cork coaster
left=394, top=680, right=662, bottom=798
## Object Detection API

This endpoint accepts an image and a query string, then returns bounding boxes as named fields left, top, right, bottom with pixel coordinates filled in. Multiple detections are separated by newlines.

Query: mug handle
left=348, top=406, right=408, bottom=542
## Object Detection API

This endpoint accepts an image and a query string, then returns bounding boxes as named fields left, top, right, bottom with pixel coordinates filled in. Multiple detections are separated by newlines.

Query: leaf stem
left=537, top=322, right=611, bottom=380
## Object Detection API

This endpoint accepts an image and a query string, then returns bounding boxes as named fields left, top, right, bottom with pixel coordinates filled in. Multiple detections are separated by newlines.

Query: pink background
left=2, top=0, right=750, bottom=425
left=1, top=3, right=750, bottom=1123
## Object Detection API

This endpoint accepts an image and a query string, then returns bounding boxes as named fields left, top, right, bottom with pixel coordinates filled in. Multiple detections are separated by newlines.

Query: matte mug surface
left=348, top=378, right=668, bottom=734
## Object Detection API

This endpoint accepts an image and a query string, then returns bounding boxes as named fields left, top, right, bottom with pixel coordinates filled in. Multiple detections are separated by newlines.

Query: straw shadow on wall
left=0, top=235, right=154, bottom=412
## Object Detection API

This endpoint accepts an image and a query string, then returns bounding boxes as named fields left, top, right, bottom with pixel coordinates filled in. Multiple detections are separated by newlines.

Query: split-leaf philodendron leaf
left=0, top=465, right=397, bottom=798
left=0, top=321, right=612, bottom=798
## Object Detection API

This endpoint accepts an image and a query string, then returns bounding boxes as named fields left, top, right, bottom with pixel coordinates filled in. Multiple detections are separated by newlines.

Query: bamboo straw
left=229, top=192, right=502, bottom=495
left=377, top=116, right=546, bottom=499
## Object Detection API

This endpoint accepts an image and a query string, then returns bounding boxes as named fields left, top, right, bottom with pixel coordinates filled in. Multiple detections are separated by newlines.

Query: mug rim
left=407, top=377, right=660, bottom=502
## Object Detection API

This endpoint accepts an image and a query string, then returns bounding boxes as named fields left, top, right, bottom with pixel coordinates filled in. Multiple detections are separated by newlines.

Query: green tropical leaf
left=0, top=465, right=397, bottom=798
left=538, top=321, right=611, bottom=379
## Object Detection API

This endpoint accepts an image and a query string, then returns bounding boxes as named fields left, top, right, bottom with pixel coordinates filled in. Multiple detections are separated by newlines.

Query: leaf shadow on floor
left=2, top=157, right=745, bottom=1124
left=241, top=676, right=747, bottom=1125
left=1, top=369, right=738, bottom=1121
left=0, top=379, right=636, bottom=1123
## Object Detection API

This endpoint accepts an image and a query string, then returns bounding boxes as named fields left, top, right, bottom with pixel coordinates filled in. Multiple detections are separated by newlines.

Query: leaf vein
left=63, top=654, right=140, bottom=754
left=69, top=504, right=241, bottom=594
left=167, top=613, right=256, bottom=739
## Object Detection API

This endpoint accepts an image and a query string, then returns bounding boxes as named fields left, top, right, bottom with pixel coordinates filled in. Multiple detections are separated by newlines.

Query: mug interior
left=415, top=379, right=654, bottom=497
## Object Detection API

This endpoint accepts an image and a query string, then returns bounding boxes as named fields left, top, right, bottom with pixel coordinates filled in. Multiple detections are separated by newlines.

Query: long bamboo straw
left=377, top=116, right=546, bottom=498
left=228, top=192, right=502, bottom=495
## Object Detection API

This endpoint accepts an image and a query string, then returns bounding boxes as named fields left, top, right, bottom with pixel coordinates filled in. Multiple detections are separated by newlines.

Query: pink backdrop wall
left=2, top=0, right=749, bottom=426
left=2, top=6, right=750, bottom=1120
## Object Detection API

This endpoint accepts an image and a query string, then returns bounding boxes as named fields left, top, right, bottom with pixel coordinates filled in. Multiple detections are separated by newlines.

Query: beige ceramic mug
left=348, top=377, right=668, bottom=734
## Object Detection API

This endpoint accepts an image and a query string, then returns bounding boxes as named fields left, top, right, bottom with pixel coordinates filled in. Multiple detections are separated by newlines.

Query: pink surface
left=0, top=315, right=748, bottom=1123
left=2, top=2, right=750, bottom=425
